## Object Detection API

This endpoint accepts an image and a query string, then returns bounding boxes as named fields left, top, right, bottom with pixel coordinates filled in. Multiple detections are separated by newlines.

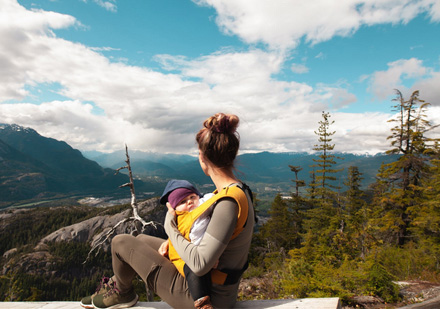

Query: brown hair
left=196, top=113, right=240, bottom=169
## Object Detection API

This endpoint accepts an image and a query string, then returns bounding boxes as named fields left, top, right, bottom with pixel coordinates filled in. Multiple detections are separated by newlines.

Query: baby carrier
left=168, top=183, right=253, bottom=285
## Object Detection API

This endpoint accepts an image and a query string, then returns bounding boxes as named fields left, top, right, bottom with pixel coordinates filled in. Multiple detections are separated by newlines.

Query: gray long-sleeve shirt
left=164, top=183, right=254, bottom=308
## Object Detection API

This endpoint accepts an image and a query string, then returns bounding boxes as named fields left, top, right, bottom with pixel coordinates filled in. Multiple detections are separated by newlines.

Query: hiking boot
left=194, top=295, right=213, bottom=309
left=92, top=281, right=138, bottom=309
left=80, top=277, right=113, bottom=309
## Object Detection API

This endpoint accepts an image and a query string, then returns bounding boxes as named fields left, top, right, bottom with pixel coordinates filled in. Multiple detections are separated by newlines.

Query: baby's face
left=175, top=193, right=200, bottom=212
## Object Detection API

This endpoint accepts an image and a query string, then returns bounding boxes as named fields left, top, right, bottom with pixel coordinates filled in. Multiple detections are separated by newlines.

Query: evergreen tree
left=259, top=194, right=297, bottom=252
left=344, top=166, right=365, bottom=218
left=410, top=145, right=440, bottom=247
left=289, top=165, right=306, bottom=197
left=307, top=169, right=319, bottom=204
left=343, top=166, right=372, bottom=259
left=288, top=165, right=306, bottom=248
left=299, top=112, right=345, bottom=264
left=372, top=90, right=439, bottom=246
left=311, top=111, right=343, bottom=198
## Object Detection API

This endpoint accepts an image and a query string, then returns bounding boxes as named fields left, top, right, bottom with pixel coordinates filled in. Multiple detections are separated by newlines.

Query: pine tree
left=344, top=166, right=365, bottom=217
left=289, top=165, right=306, bottom=197
left=259, top=194, right=297, bottom=252
left=298, top=112, right=346, bottom=264
left=288, top=165, right=306, bottom=248
left=307, top=169, right=319, bottom=204
left=311, top=111, right=343, bottom=199
left=410, top=145, right=440, bottom=247
left=372, top=90, right=439, bottom=246
left=343, top=166, right=372, bottom=259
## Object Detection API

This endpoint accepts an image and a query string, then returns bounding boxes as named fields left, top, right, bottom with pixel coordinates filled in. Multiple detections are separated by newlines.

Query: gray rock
left=39, top=197, right=167, bottom=250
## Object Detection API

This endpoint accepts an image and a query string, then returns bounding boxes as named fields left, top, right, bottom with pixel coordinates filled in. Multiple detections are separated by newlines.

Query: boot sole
left=93, top=293, right=139, bottom=309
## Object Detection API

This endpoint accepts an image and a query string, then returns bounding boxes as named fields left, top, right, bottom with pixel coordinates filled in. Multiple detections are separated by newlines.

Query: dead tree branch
left=84, top=145, right=161, bottom=263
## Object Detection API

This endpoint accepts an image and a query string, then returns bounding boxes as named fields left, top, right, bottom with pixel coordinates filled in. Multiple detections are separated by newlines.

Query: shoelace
left=104, top=281, right=121, bottom=298
left=95, top=276, right=110, bottom=293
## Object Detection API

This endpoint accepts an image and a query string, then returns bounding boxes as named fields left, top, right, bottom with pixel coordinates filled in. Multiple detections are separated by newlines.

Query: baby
left=159, top=179, right=214, bottom=309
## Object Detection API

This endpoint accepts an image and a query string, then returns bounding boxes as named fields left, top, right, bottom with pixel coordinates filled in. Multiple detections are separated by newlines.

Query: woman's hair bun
left=197, top=112, right=240, bottom=168
left=205, top=113, right=239, bottom=134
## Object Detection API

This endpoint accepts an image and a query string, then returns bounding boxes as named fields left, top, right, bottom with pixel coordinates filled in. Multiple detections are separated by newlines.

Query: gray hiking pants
left=111, top=233, right=194, bottom=308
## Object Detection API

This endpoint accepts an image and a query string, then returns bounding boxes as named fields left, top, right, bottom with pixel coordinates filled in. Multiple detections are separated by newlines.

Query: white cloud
left=317, top=86, right=358, bottom=110
left=315, top=52, right=325, bottom=60
left=1, top=0, right=438, bottom=156
left=412, top=72, right=440, bottom=107
left=194, top=0, right=440, bottom=50
left=368, top=58, right=428, bottom=99
left=291, top=63, right=309, bottom=74
left=94, top=0, right=117, bottom=13
left=81, top=0, right=117, bottom=12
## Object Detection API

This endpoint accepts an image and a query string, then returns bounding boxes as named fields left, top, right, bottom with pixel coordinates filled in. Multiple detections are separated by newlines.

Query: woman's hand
left=166, top=202, right=176, bottom=217
left=158, top=240, right=169, bottom=257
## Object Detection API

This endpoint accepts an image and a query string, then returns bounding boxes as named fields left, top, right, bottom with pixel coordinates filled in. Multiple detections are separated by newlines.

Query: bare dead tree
left=84, top=145, right=160, bottom=263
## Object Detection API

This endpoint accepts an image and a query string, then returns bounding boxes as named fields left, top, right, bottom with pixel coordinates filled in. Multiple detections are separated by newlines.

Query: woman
left=80, top=113, right=255, bottom=309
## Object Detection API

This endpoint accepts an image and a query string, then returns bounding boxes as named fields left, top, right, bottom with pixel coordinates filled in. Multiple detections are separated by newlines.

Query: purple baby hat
left=168, top=187, right=197, bottom=209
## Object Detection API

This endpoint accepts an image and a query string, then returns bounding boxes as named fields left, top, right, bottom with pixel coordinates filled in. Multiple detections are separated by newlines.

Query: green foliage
left=0, top=204, right=131, bottom=256
left=256, top=194, right=300, bottom=253
left=248, top=92, right=440, bottom=306
left=366, top=261, right=400, bottom=303
left=278, top=254, right=400, bottom=304
left=371, top=90, right=440, bottom=246
left=311, top=111, right=344, bottom=195
left=0, top=241, right=113, bottom=301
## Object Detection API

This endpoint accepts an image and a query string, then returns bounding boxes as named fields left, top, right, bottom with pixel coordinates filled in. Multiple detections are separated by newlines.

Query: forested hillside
left=249, top=90, right=440, bottom=307
left=0, top=124, right=130, bottom=205
left=0, top=199, right=167, bottom=302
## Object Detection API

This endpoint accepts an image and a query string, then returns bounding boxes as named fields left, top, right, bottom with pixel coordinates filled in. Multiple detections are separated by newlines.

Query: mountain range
left=84, top=148, right=398, bottom=194
left=0, top=123, right=397, bottom=208
left=0, top=124, right=130, bottom=206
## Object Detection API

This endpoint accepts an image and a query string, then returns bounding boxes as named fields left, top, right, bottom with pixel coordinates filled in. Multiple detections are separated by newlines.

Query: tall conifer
left=372, top=90, right=439, bottom=246
left=311, top=111, right=343, bottom=199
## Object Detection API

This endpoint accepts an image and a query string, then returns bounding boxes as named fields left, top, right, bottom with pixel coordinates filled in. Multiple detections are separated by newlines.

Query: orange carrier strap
left=168, top=184, right=251, bottom=284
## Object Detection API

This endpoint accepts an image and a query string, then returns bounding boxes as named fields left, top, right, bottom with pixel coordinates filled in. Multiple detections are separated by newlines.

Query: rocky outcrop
left=40, top=209, right=130, bottom=245
left=2, top=250, right=57, bottom=277
left=2, top=197, right=167, bottom=276
left=39, top=197, right=167, bottom=249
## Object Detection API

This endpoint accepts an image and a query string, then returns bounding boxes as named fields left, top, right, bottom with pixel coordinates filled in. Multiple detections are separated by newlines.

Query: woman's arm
left=164, top=198, right=238, bottom=276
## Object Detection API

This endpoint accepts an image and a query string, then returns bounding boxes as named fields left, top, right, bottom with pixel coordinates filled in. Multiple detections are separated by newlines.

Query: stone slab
left=399, top=294, right=440, bottom=308
left=0, top=298, right=341, bottom=309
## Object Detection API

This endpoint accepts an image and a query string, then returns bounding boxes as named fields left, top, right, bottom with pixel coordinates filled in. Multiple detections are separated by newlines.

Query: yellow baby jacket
left=168, top=185, right=249, bottom=284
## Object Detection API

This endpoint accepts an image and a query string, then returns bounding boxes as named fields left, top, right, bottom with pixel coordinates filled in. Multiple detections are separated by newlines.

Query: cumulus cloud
left=367, top=58, right=440, bottom=107
left=316, top=86, right=358, bottom=110
left=368, top=58, right=428, bottom=99
left=412, top=72, right=440, bottom=107
left=291, top=63, right=309, bottom=74
left=193, top=0, right=440, bottom=50
left=1, top=0, right=438, bottom=156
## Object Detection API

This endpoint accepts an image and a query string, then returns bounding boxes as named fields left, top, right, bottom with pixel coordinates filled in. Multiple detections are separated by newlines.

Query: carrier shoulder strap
left=176, top=184, right=248, bottom=240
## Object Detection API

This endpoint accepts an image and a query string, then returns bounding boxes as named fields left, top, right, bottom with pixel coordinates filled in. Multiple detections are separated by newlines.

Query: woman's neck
left=210, top=168, right=239, bottom=191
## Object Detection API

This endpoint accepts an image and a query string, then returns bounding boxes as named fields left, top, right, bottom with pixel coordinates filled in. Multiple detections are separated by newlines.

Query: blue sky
left=1, top=0, right=439, bottom=155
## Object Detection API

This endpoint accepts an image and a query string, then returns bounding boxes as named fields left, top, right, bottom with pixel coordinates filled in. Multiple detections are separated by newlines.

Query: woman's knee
left=136, top=233, right=164, bottom=250
left=111, top=234, right=134, bottom=252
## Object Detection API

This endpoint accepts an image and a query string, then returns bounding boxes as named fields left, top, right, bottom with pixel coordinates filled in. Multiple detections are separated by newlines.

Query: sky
left=1, top=0, right=440, bottom=156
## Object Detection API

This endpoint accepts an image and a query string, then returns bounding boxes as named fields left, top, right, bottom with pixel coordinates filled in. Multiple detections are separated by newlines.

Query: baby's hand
left=158, top=240, right=169, bottom=257
left=166, top=202, right=176, bottom=216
